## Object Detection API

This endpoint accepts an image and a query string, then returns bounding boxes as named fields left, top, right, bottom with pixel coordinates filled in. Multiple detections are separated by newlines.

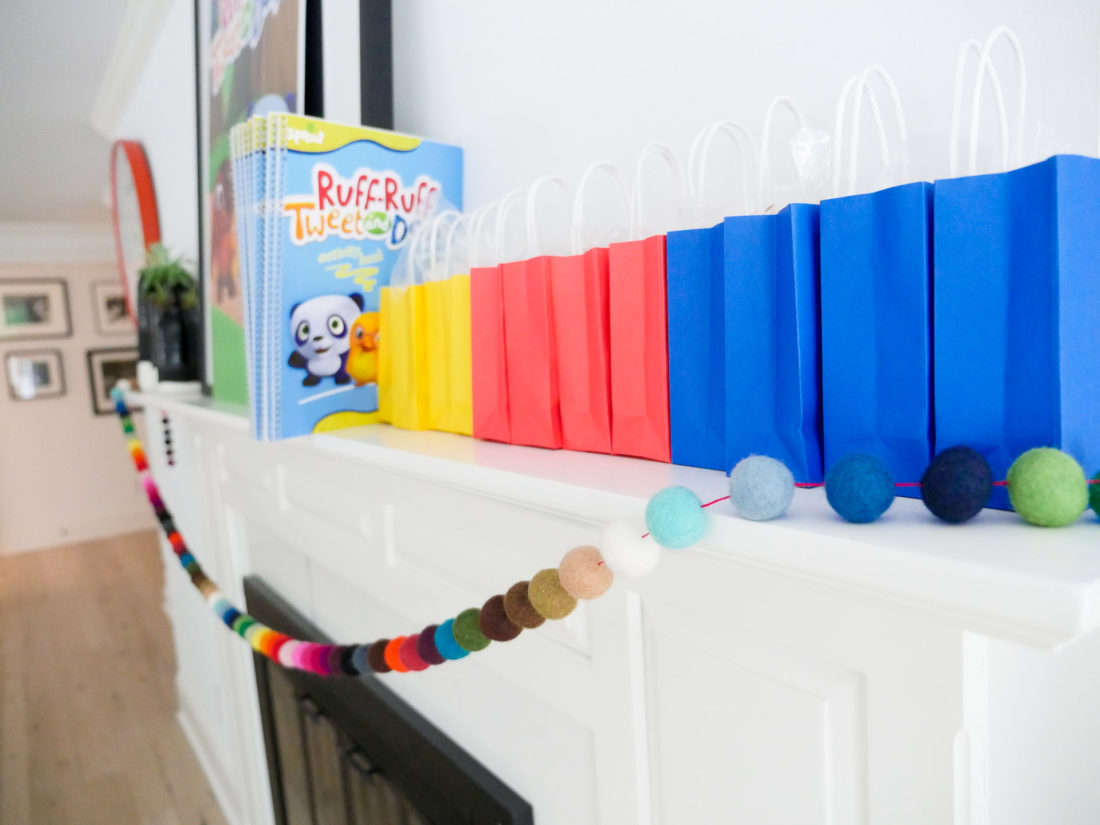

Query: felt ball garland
left=109, top=385, right=1100, bottom=681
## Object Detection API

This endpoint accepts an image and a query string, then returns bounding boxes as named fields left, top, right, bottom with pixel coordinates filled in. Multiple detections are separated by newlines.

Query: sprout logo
left=362, top=211, right=391, bottom=236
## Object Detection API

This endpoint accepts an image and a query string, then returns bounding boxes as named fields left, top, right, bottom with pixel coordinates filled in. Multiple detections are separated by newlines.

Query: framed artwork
left=5, top=349, right=65, bottom=401
left=87, top=347, right=140, bottom=416
left=0, top=279, right=71, bottom=340
left=92, top=281, right=136, bottom=336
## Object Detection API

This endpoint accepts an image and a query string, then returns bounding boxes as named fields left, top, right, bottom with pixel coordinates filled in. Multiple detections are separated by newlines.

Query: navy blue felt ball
left=920, top=446, right=993, bottom=523
left=825, top=453, right=895, bottom=523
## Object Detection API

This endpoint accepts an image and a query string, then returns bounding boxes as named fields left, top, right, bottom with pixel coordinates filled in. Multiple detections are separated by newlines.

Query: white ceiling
left=0, top=1, right=129, bottom=223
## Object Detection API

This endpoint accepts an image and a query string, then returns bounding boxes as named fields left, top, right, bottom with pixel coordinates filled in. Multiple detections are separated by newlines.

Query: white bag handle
left=758, top=96, right=808, bottom=207
left=525, top=176, right=574, bottom=256
left=493, top=189, right=527, bottom=263
left=444, top=212, right=473, bottom=275
left=394, top=217, right=430, bottom=288
left=468, top=201, right=501, bottom=268
left=832, top=65, right=908, bottom=196
left=631, top=142, right=690, bottom=238
left=427, top=209, right=461, bottom=280
left=949, top=27, right=1024, bottom=176
left=571, top=162, right=632, bottom=253
left=687, top=119, right=760, bottom=217
left=949, top=39, right=1010, bottom=177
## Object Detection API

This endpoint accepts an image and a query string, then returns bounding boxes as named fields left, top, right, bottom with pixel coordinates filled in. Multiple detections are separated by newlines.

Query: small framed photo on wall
left=91, top=281, right=134, bottom=336
left=0, top=279, right=71, bottom=340
left=87, top=347, right=140, bottom=416
left=5, top=349, right=65, bottom=401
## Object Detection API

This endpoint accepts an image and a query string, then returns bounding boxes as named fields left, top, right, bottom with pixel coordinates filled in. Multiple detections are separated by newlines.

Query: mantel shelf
left=131, top=389, right=1100, bottom=650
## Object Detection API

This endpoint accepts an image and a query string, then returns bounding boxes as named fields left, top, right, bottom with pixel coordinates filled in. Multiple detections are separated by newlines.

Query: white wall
left=390, top=0, right=1100, bottom=243
left=112, top=0, right=199, bottom=265
left=0, top=253, right=154, bottom=555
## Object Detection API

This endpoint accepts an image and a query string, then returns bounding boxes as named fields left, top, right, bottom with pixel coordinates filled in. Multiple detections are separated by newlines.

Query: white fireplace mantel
left=133, top=390, right=1100, bottom=825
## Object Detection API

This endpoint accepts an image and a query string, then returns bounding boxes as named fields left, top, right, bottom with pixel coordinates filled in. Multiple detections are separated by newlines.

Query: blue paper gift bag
left=724, top=204, right=823, bottom=482
left=667, top=223, right=726, bottom=470
left=934, top=154, right=1100, bottom=509
left=820, top=182, right=933, bottom=495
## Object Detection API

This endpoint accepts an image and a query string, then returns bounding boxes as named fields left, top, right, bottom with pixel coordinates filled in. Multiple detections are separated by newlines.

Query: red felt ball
left=503, top=581, right=545, bottom=629
left=399, top=634, right=430, bottom=671
left=557, top=545, right=614, bottom=599
left=478, top=595, right=522, bottom=641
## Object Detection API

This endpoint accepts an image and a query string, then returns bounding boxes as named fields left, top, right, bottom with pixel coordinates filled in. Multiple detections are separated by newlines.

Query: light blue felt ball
left=433, top=618, right=469, bottom=660
left=645, top=486, right=707, bottom=549
left=728, top=455, right=795, bottom=521
left=825, top=452, right=895, bottom=523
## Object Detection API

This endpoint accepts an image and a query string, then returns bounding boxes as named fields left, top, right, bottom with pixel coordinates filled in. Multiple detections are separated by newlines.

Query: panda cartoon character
left=287, top=293, right=364, bottom=386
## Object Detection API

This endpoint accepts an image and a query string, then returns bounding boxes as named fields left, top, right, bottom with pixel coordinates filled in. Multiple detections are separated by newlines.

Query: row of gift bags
left=380, top=25, right=1100, bottom=511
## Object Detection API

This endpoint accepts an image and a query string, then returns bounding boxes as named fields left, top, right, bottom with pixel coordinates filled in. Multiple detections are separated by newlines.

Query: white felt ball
left=599, top=519, right=660, bottom=578
left=116, top=378, right=132, bottom=392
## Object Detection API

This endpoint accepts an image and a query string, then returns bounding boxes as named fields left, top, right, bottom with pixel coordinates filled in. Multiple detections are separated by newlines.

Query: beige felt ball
left=557, top=545, right=614, bottom=599
left=527, top=568, right=577, bottom=620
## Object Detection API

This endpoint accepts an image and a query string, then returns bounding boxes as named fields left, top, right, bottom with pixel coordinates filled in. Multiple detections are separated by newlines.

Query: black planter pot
left=138, top=292, right=200, bottom=382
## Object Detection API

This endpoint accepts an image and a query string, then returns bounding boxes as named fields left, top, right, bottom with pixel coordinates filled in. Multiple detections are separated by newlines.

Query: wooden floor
left=0, top=530, right=230, bottom=825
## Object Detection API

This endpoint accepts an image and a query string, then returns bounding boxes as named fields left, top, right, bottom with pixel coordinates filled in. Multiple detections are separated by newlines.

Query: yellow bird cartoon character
left=346, top=312, right=380, bottom=386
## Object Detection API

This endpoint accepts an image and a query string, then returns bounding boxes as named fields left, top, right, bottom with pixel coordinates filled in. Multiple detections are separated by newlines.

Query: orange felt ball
left=558, top=545, right=614, bottom=599
left=528, top=568, right=577, bottom=620
left=384, top=637, right=410, bottom=673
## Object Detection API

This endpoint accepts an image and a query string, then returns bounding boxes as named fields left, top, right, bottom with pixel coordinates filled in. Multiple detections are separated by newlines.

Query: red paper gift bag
left=497, top=178, right=576, bottom=449
left=502, top=254, right=561, bottom=448
left=606, top=143, right=687, bottom=462
left=550, top=247, right=611, bottom=452
left=548, top=162, right=631, bottom=454
left=608, top=234, right=670, bottom=461
left=470, top=260, right=510, bottom=442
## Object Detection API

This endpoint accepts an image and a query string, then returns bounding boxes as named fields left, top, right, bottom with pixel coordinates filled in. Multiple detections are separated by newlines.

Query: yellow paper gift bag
left=382, top=283, right=431, bottom=430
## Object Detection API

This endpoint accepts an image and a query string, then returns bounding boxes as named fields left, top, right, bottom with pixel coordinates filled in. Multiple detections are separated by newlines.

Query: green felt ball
left=452, top=608, right=491, bottom=652
left=1006, top=448, right=1088, bottom=527
left=1090, top=470, right=1100, bottom=520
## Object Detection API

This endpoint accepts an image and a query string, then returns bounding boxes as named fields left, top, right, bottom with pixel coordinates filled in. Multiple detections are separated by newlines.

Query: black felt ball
left=920, top=446, right=993, bottom=523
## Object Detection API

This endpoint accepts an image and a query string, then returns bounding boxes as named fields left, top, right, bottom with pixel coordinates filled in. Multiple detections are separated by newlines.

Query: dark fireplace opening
left=245, top=576, right=534, bottom=825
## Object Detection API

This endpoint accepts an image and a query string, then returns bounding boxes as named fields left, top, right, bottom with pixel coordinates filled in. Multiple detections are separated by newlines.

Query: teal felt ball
left=728, top=455, right=794, bottom=521
left=1006, top=448, right=1087, bottom=527
left=644, top=486, right=707, bottom=549
left=825, top=452, right=895, bottom=523
left=1091, top=470, right=1100, bottom=519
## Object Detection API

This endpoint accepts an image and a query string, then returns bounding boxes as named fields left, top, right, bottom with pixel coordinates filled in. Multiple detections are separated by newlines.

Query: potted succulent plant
left=137, top=243, right=201, bottom=383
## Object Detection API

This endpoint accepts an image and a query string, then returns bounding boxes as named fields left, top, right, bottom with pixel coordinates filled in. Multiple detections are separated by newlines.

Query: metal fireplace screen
left=244, top=576, right=533, bottom=825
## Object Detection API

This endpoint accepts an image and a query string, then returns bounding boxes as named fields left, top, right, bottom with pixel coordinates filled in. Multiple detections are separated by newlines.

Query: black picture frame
left=5, top=349, right=65, bottom=401
left=0, top=278, right=72, bottom=341
left=86, top=347, right=141, bottom=416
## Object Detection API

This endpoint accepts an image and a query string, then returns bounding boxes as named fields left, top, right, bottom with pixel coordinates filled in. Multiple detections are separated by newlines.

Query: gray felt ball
left=728, top=455, right=795, bottom=521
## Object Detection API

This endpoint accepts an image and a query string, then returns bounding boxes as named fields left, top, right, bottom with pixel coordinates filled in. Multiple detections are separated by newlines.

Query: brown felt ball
left=528, top=568, right=577, bottom=620
left=557, top=545, right=614, bottom=599
left=478, top=595, right=522, bottom=641
left=368, top=639, right=392, bottom=673
left=503, top=581, right=545, bottom=629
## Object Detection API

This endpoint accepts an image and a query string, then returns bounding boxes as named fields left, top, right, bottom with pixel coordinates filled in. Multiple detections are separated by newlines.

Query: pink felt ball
left=557, top=545, right=614, bottom=599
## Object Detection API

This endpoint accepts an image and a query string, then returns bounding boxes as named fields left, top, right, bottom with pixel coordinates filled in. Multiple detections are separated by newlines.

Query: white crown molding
left=90, top=0, right=176, bottom=138
left=0, top=222, right=116, bottom=265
